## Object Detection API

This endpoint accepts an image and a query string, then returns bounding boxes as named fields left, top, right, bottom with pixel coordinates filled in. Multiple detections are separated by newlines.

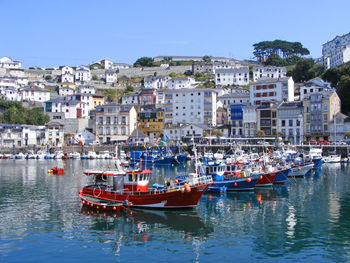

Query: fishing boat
left=307, top=148, right=324, bottom=168
left=78, top=159, right=212, bottom=209
left=14, top=152, right=25, bottom=159
left=26, top=151, right=36, bottom=159
left=71, top=152, right=81, bottom=159
left=323, top=154, right=341, bottom=163
left=273, top=167, right=290, bottom=184
left=36, top=150, right=47, bottom=160
left=53, top=151, right=64, bottom=159
left=289, top=161, right=314, bottom=177
left=86, top=151, right=97, bottom=159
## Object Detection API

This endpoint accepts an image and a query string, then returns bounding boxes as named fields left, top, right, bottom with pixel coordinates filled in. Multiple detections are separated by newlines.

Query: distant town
left=0, top=32, right=350, bottom=149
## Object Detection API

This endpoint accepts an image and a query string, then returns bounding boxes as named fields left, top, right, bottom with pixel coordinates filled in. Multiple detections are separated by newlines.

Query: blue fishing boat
left=273, top=168, right=290, bottom=184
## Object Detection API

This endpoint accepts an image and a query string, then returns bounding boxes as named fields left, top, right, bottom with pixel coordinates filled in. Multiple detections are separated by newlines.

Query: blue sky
left=1, top=0, right=349, bottom=68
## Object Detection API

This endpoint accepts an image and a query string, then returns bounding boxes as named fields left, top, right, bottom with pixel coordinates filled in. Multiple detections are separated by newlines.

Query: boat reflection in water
left=80, top=207, right=214, bottom=239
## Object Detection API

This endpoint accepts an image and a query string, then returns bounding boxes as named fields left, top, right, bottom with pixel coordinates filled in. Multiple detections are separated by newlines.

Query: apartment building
left=215, top=67, right=249, bottom=86
left=252, top=66, right=287, bottom=82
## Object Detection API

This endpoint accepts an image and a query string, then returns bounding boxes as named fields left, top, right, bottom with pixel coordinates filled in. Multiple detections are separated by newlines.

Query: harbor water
left=0, top=159, right=350, bottom=262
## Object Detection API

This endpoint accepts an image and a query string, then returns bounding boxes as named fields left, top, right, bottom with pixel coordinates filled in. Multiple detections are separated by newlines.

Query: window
left=323, top=104, right=328, bottom=112
left=296, top=120, right=300, bottom=126
left=121, top=127, right=126, bottom=135
left=281, top=120, right=285, bottom=127
left=324, top=114, right=327, bottom=121
left=324, top=124, right=328, bottom=132
left=289, top=120, right=293, bottom=126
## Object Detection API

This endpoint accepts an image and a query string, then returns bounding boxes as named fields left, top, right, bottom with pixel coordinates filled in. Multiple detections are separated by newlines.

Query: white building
left=112, top=63, right=131, bottom=70
left=164, top=88, right=217, bottom=126
left=0, top=87, right=20, bottom=101
left=215, top=67, right=249, bottom=86
left=0, top=77, right=18, bottom=89
left=249, top=77, right=294, bottom=106
left=144, top=76, right=171, bottom=89
left=217, top=88, right=250, bottom=108
left=329, top=112, right=350, bottom=142
left=322, top=32, right=350, bottom=69
left=242, top=103, right=257, bottom=137
left=164, top=123, right=208, bottom=142
left=105, top=70, right=118, bottom=84
left=0, top=124, right=45, bottom=147
left=75, top=66, right=91, bottom=82
left=79, top=85, right=96, bottom=94
left=20, top=87, right=51, bottom=102
left=252, top=66, right=287, bottom=82
left=167, top=77, right=196, bottom=89
left=61, top=66, right=75, bottom=83
left=277, top=101, right=304, bottom=144
left=100, top=58, right=114, bottom=70
left=45, top=98, right=88, bottom=119
left=121, top=92, right=139, bottom=105
left=300, top=77, right=334, bottom=101
left=0, top=57, right=22, bottom=69
left=58, top=86, right=75, bottom=96
left=72, top=129, right=95, bottom=145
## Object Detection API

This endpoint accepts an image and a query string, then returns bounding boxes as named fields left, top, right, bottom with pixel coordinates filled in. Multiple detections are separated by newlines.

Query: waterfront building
left=45, top=121, right=64, bottom=147
left=0, top=56, right=21, bottom=69
left=144, top=76, right=171, bottom=89
left=249, top=77, right=294, bottom=106
left=303, top=90, right=341, bottom=142
left=228, top=104, right=245, bottom=137
left=95, top=103, right=137, bottom=143
left=322, top=32, right=350, bottom=69
left=214, top=67, right=249, bottom=86
left=300, top=77, right=334, bottom=100
left=105, top=70, right=118, bottom=84
left=242, top=103, right=257, bottom=137
left=164, top=123, right=208, bottom=143
left=163, top=88, right=217, bottom=126
left=128, top=129, right=149, bottom=145
left=216, top=107, right=228, bottom=126
left=252, top=66, right=287, bottom=82
left=167, top=77, right=196, bottom=89
left=138, top=108, right=164, bottom=140
left=329, top=112, right=350, bottom=142
left=277, top=101, right=304, bottom=144
left=75, top=66, right=91, bottom=83
left=0, top=87, right=20, bottom=101
left=71, top=129, right=95, bottom=145
left=256, top=101, right=279, bottom=137
left=0, top=124, right=45, bottom=147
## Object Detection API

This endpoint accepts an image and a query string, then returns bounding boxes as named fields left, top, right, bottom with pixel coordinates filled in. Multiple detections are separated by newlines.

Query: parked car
left=332, top=140, right=347, bottom=145
left=318, top=140, right=331, bottom=145
left=89, top=141, right=100, bottom=146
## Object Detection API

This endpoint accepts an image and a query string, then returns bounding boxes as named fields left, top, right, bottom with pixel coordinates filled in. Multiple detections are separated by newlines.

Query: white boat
left=289, top=162, right=314, bottom=177
left=323, top=154, right=341, bottom=163
left=36, top=150, right=47, bottom=160
left=26, top=151, right=36, bottom=159
left=97, top=151, right=112, bottom=159
left=15, top=152, right=25, bottom=159
left=70, top=152, right=81, bottom=159
left=53, top=151, right=64, bottom=159
left=87, top=151, right=97, bottom=159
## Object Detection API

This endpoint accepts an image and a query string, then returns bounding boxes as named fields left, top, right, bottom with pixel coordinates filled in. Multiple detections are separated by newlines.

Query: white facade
left=249, top=77, right=294, bottom=106
left=0, top=124, right=45, bottom=147
left=112, top=63, right=131, bottom=70
left=217, top=89, right=250, bottom=108
left=20, top=88, right=51, bottom=102
left=0, top=57, right=21, bottom=69
left=45, top=122, right=64, bottom=147
left=79, top=85, right=96, bottom=94
left=45, top=98, right=88, bottom=119
left=75, top=66, right=91, bottom=82
left=215, top=67, right=249, bottom=86
left=144, top=76, right=171, bottom=89
left=0, top=78, right=18, bottom=89
left=0, top=87, right=20, bottom=101
left=105, top=70, right=118, bottom=84
left=242, top=104, right=257, bottom=137
left=167, top=77, right=195, bottom=89
left=101, top=58, right=114, bottom=70
left=58, top=87, right=75, bottom=96
left=61, top=66, right=75, bottom=83
left=300, top=78, right=334, bottom=101
left=121, top=93, right=139, bottom=105
left=164, top=123, right=207, bottom=141
left=277, top=101, right=304, bottom=144
left=253, top=66, right=287, bottom=82
left=73, top=129, right=95, bottom=145
left=164, top=88, right=217, bottom=126
left=322, top=32, right=350, bottom=69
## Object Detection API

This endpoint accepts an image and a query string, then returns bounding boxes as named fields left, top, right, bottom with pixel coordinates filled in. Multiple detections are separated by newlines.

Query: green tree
left=203, top=55, right=211, bottom=63
left=344, top=131, right=350, bottom=138
left=265, top=54, right=286, bottom=66
left=169, top=72, right=177, bottom=78
left=337, top=75, right=350, bottom=114
left=290, top=58, right=315, bottom=83
left=45, top=75, right=52, bottom=80
left=134, top=57, right=154, bottom=67
left=256, top=130, right=266, bottom=137
left=125, top=86, right=134, bottom=93
left=92, top=75, right=98, bottom=81
left=212, top=129, right=223, bottom=137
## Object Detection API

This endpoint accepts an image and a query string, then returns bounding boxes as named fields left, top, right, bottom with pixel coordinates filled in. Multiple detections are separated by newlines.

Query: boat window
left=206, top=167, right=209, bottom=174
left=129, top=174, right=132, bottom=181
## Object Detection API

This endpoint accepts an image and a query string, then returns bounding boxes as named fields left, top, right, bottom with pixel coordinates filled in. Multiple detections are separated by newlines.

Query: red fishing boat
left=78, top=161, right=213, bottom=209
left=255, top=170, right=278, bottom=186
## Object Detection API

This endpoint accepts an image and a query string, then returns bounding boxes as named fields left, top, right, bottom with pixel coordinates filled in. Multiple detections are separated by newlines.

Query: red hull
left=80, top=183, right=211, bottom=209
left=256, top=171, right=278, bottom=186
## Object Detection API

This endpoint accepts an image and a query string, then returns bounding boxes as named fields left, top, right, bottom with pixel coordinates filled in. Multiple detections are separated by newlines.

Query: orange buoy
left=247, top=178, right=252, bottom=183
left=298, top=168, right=301, bottom=171
left=234, top=182, right=238, bottom=187
left=259, top=176, right=263, bottom=180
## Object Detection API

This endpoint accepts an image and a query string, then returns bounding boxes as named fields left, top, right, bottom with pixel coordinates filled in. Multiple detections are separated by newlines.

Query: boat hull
left=80, top=183, right=211, bottom=209
left=256, top=171, right=277, bottom=187
left=208, top=175, right=260, bottom=191
left=289, top=163, right=313, bottom=177
left=273, top=168, right=290, bottom=184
